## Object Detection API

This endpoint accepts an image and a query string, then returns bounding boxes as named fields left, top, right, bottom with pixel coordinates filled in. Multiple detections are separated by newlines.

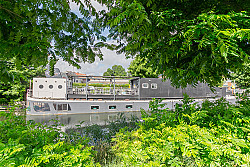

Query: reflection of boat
left=26, top=76, right=226, bottom=115
left=26, top=112, right=141, bottom=127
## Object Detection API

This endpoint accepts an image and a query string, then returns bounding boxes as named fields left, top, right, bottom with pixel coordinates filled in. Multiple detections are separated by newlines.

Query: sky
left=55, top=1, right=133, bottom=76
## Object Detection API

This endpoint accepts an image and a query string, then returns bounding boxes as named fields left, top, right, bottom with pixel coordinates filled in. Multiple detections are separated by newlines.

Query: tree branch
left=0, top=5, right=24, bottom=19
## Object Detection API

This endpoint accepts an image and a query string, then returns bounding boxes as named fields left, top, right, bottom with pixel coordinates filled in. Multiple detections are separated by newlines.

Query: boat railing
left=68, top=87, right=139, bottom=96
left=27, top=89, right=32, bottom=97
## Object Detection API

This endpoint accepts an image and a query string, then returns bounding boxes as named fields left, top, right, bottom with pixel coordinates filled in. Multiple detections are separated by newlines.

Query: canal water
left=26, top=111, right=142, bottom=128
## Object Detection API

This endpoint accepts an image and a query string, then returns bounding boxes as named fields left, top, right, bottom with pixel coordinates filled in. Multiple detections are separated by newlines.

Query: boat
left=26, top=75, right=226, bottom=115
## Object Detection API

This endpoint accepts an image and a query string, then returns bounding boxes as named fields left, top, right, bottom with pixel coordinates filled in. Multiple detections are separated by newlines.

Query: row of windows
left=142, top=83, right=157, bottom=89
left=39, top=84, right=63, bottom=89
left=33, top=103, right=132, bottom=112
left=91, top=104, right=133, bottom=110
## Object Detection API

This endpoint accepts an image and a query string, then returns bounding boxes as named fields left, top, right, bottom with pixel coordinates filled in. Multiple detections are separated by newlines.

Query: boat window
left=39, top=85, right=44, bottom=89
left=58, top=85, right=63, bottom=89
left=58, top=104, right=63, bottom=110
left=53, top=104, right=57, bottom=110
left=63, top=104, right=67, bottom=110
left=49, top=85, right=53, bottom=89
left=91, top=105, right=99, bottom=110
left=56, top=104, right=71, bottom=111
left=142, top=83, right=148, bottom=88
left=151, top=83, right=157, bottom=89
left=109, top=105, right=116, bottom=110
left=33, top=102, right=50, bottom=112
left=126, top=105, right=133, bottom=109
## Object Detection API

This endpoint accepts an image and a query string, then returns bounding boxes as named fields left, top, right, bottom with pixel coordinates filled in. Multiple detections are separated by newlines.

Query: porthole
left=142, top=83, right=149, bottom=88
left=91, top=105, right=99, bottom=110
left=49, top=85, right=53, bottom=89
left=126, top=105, right=133, bottom=109
left=109, top=105, right=116, bottom=110
left=58, top=85, right=63, bottom=89
left=39, top=85, right=44, bottom=89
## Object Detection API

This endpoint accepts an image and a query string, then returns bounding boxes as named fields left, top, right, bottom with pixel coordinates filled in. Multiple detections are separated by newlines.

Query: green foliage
left=0, top=0, right=103, bottom=81
left=112, top=95, right=250, bottom=166
left=231, top=63, right=250, bottom=92
left=98, top=0, right=250, bottom=87
left=0, top=63, right=45, bottom=104
left=128, top=56, right=159, bottom=78
left=103, top=65, right=127, bottom=76
left=0, top=108, right=98, bottom=166
left=74, top=113, right=140, bottom=165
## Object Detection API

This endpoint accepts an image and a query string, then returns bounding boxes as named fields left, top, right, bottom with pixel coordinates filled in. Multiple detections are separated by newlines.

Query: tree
left=0, top=0, right=103, bottom=81
left=103, top=65, right=127, bottom=76
left=98, top=0, right=250, bottom=87
left=128, top=56, right=158, bottom=78
left=0, top=62, right=45, bottom=104
left=230, top=63, right=250, bottom=92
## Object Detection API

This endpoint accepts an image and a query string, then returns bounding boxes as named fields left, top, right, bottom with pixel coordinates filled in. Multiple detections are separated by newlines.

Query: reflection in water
left=26, top=111, right=141, bottom=128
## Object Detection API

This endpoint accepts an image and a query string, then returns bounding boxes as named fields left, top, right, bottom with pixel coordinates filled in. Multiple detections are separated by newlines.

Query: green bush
left=0, top=108, right=98, bottom=167
left=112, top=95, right=250, bottom=166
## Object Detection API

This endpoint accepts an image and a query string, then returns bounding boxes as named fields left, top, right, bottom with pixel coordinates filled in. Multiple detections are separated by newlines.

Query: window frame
left=151, top=83, right=157, bottom=89
left=126, top=104, right=133, bottom=109
left=142, top=83, right=149, bottom=88
left=108, top=105, right=117, bottom=110
left=39, top=85, right=44, bottom=89
left=54, top=104, right=71, bottom=111
left=91, top=105, right=100, bottom=110
left=33, top=102, right=50, bottom=112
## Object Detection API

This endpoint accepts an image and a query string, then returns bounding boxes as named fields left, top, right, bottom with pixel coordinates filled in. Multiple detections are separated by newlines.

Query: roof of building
left=75, top=72, right=86, bottom=76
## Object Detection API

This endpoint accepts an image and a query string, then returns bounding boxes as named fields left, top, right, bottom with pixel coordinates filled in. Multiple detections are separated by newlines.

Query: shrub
left=112, top=95, right=250, bottom=166
left=0, top=108, right=98, bottom=166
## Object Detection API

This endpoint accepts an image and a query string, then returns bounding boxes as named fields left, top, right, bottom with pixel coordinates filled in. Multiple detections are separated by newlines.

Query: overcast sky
left=55, top=1, right=133, bottom=75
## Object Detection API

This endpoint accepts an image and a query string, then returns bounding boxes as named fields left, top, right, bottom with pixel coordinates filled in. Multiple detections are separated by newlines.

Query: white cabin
left=32, top=78, right=67, bottom=99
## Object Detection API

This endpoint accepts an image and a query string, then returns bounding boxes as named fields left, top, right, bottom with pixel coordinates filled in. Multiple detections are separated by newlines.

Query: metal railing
left=68, top=87, right=139, bottom=96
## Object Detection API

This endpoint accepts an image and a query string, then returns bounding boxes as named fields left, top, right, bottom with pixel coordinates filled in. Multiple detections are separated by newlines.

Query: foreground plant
left=0, top=108, right=98, bottom=166
left=112, top=95, right=250, bottom=166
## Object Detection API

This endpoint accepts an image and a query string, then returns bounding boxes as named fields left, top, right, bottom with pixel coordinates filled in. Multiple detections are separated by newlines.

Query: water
left=26, top=111, right=142, bottom=128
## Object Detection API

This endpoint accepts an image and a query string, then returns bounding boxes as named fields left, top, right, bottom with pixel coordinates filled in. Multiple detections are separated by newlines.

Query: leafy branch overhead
left=0, top=0, right=104, bottom=76
left=1, top=0, right=250, bottom=89
left=98, top=0, right=250, bottom=87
